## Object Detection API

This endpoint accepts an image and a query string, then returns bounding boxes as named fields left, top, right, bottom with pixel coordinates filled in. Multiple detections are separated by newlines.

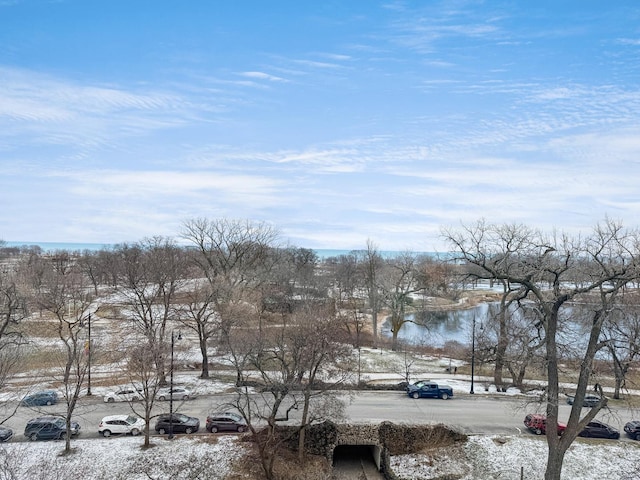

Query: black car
left=20, top=391, right=59, bottom=407
left=578, top=421, right=619, bottom=439
left=566, top=394, right=601, bottom=408
left=206, top=412, right=247, bottom=433
left=624, top=420, right=640, bottom=440
left=24, top=416, right=80, bottom=441
left=0, top=425, right=13, bottom=442
left=154, top=413, right=199, bottom=435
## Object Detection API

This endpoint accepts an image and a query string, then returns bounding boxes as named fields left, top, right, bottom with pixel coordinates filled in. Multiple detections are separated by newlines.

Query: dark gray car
left=566, top=394, right=600, bottom=407
left=24, top=416, right=80, bottom=441
left=154, top=413, right=199, bottom=435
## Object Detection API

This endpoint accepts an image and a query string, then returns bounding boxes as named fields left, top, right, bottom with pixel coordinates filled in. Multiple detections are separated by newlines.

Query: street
left=1, top=390, right=635, bottom=442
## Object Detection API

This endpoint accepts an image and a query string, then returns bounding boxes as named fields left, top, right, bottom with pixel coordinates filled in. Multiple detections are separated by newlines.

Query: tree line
left=2, top=217, right=640, bottom=479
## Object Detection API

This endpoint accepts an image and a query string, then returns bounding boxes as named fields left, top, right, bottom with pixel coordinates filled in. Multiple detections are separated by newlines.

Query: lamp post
left=81, top=314, right=92, bottom=396
left=168, top=330, right=181, bottom=439
left=470, top=315, right=476, bottom=395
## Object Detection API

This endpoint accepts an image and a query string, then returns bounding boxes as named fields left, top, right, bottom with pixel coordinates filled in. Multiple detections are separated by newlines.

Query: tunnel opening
left=332, top=444, right=382, bottom=471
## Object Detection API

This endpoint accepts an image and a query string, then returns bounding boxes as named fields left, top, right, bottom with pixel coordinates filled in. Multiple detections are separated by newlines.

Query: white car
left=157, top=386, right=192, bottom=401
left=98, top=415, right=146, bottom=437
left=103, top=387, right=143, bottom=403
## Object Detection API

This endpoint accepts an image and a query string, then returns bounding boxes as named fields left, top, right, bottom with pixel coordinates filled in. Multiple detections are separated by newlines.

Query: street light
left=81, top=314, right=92, bottom=396
left=168, top=330, right=182, bottom=439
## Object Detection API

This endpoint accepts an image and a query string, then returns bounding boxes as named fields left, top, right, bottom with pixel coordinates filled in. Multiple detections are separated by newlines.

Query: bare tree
left=221, top=305, right=351, bottom=479
left=173, top=277, right=218, bottom=379
left=360, top=239, right=383, bottom=348
left=378, top=252, right=424, bottom=351
left=36, top=259, right=93, bottom=453
left=443, top=219, right=640, bottom=480
left=0, top=266, right=27, bottom=389
left=113, top=237, right=186, bottom=384
left=181, top=218, right=281, bottom=379
left=601, top=296, right=640, bottom=399
left=291, top=305, right=352, bottom=462
left=126, top=344, right=164, bottom=448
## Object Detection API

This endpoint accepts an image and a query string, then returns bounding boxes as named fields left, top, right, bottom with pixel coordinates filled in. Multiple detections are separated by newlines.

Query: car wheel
left=158, top=428, right=166, bottom=435
left=131, top=428, right=140, bottom=436
left=534, top=428, right=542, bottom=435
left=185, top=427, right=194, bottom=434
left=237, top=425, right=246, bottom=433
left=46, top=400, right=52, bottom=406
left=209, top=426, right=218, bottom=433
left=411, top=392, right=419, bottom=399
left=441, top=393, right=449, bottom=400
left=634, top=432, right=640, bottom=441
left=158, top=396, right=166, bottom=401
left=29, top=433, right=38, bottom=441
left=131, top=396, right=139, bottom=402
left=102, top=430, right=112, bottom=438
left=182, top=395, right=189, bottom=401
left=107, top=397, right=115, bottom=403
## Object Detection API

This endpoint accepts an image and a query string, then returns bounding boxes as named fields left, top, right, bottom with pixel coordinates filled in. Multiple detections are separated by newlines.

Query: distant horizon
left=3, top=240, right=440, bottom=258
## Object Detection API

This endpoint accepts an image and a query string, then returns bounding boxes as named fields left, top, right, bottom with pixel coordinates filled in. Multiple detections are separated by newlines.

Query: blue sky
left=1, top=1, right=639, bottom=252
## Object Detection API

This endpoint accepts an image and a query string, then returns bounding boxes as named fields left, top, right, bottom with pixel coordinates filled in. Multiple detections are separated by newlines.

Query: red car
left=524, top=414, right=566, bottom=435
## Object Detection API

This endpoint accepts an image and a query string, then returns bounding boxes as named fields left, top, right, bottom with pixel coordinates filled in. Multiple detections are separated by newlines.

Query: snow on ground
left=2, top=430, right=639, bottom=479
left=0, top=435, right=247, bottom=480
left=391, top=434, right=640, bottom=480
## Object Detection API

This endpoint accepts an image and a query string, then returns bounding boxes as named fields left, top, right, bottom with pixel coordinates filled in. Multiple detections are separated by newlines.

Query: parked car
left=98, top=415, right=146, bottom=437
left=624, top=420, right=640, bottom=440
left=103, top=387, right=143, bottom=403
left=407, top=381, right=453, bottom=400
left=566, top=394, right=601, bottom=408
left=154, top=413, right=200, bottom=435
left=206, top=412, right=247, bottom=433
left=20, top=390, right=58, bottom=407
left=157, top=387, right=191, bottom=401
left=578, top=421, right=620, bottom=439
left=24, top=416, right=80, bottom=441
left=0, top=425, right=13, bottom=442
left=523, top=414, right=566, bottom=435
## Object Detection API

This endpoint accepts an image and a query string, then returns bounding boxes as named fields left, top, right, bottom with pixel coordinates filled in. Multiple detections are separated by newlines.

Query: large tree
left=378, top=251, right=424, bottom=351
left=113, top=237, right=186, bottom=384
left=443, top=219, right=640, bottom=480
left=181, top=218, right=280, bottom=375
left=35, top=257, right=93, bottom=453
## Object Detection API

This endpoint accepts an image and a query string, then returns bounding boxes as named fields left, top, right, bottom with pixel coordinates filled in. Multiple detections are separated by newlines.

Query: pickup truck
left=406, top=380, right=453, bottom=400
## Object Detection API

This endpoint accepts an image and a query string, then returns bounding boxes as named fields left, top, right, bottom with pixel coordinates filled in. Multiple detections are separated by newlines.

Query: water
left=381, top=303, right=496, bottom=348
left=5, top=241, right=113, bottom=252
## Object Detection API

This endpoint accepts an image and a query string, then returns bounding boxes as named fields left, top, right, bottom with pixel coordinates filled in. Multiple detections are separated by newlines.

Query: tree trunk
left=199, top=337, right=209, bottom=379
left=545, top=444, right=567, bottom=480
left=494, top=300, right=508, bottom=391
left=371, top=308, right=378, bottom=348
left=298, top=391, right=311, bottom=463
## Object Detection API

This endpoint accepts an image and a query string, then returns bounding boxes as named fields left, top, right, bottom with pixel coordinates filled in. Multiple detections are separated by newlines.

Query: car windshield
left=126, top=415, right=139, bottom=424
left=174, top=414, right=189, bottom=422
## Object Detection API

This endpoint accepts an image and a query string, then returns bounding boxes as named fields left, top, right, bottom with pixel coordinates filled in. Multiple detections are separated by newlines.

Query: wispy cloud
left=239, top=71, right=288, bottom=82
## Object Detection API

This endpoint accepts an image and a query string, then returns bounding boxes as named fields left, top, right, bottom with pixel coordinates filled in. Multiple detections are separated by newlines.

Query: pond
left=381, top=302, right=499, bottom=348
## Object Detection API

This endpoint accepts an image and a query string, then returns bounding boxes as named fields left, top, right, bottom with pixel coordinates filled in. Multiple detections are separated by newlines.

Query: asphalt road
left=1, top=390, right=636, bottom=442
